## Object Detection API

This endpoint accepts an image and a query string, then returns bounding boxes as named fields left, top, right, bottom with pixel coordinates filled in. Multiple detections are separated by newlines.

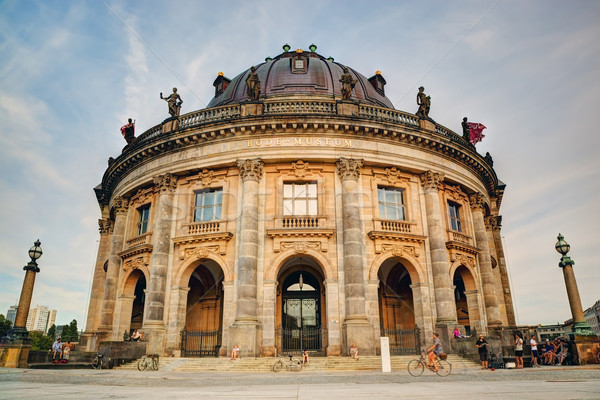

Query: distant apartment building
left=584, top=299, right=600, bottom=336
left=25, top=305, right=57, bottom=333
left=6, top=305, right=18, bottom=325
left=537, top=324, right=572, bottom=342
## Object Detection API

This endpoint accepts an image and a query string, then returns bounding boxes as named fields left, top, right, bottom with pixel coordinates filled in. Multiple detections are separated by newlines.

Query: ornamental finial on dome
left=282, top=43, right=291, bottom=52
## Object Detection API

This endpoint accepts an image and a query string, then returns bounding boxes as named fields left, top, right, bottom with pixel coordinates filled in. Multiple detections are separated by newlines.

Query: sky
left=0, top=0, right=598, bottom=329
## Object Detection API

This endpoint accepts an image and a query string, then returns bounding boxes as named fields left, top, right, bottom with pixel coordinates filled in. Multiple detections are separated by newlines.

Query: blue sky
left=0, top=0, right=598, bottom=328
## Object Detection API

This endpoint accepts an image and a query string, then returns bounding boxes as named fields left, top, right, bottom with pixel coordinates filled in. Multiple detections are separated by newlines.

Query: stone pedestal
left=161, top=117, right=179, bottom=133
left=228, top=321, right=260, bottom=358
left=141, top=321, right=167, bottom=355
left=336, top=100, right=359, bottom=116
left=0, top=344, right=30, bottom=368
left=419, top=119, right=436, bottom=131
left=572, top=335, right=600, bottom=365
left=241, top=102, right=263, bottom=117
left=343, top=317, right=374, bottom=356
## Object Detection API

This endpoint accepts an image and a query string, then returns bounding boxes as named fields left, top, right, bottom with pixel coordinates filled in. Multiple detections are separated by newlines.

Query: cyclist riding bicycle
left=427, top=333, right=443, bottom=372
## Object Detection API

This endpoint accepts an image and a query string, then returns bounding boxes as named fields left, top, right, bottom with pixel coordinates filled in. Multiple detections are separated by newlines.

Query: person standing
left=515, top=334, right=524, bottom=369
left=530, top=335, right=539, bottom=367
left=476, top=335, right=489, bottom=369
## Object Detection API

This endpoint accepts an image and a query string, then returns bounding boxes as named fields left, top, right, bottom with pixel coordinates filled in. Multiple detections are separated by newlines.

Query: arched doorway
left=276, top=258, right=326, bottom=354
left=181, top=261, right=224, bottom=357
left=453, top=265, right=475, bottom=335
left=378, top=260, right=419, bottom=354
left=130, top=271, right=146, bottom=331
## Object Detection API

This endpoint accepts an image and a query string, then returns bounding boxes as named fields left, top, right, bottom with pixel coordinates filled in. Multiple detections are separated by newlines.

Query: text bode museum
left=81, top=45, right=515, bottom=358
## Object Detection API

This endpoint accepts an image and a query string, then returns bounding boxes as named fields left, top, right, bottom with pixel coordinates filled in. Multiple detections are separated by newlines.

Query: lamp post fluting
left=10, top=240, right=43, bottom=342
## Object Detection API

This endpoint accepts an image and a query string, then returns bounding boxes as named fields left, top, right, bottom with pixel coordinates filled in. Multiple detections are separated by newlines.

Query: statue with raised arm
left=339, top=67, right=357, bottom=100
left=416, top=86, right=430, bottom=119
left=160, top=87, right=183, bottom=117
left=245, top=66, right=261, bottom=101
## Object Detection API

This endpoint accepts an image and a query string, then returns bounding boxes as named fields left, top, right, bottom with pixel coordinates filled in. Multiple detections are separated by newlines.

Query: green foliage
left=47, top=324, right=56, bottom=340
left=28, top=330, right=53, bottom=351
left=0, top=314, right=12, bottom=337
left=60, top=319, right=79, bottom=342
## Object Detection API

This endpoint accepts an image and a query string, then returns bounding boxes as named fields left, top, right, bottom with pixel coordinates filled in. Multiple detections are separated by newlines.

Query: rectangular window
left=194, top=188, right=223, bottom=222
left=283, top=182, right=317, bottom=216
left=448, top=202, right=462, bottom=232
left=137, top=205, right=150, bottom=235
left=377, top=187, right=405, bottom=220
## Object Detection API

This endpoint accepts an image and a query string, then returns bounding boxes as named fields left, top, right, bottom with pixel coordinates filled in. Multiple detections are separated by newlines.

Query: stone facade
left=82, top=49, right=515, bottom=357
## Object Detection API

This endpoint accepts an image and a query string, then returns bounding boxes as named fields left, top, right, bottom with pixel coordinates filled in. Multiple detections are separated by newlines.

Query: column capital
left=419, top=170, right=444, bottom=191
left=111, top=196, right=129, bottom=215
left=237, top=158, right=264, bottom=182
left=469, top=192, right=487, bottom=212
left=486, top=215, right=502, bottom=231
left=153, top=172, right=177, bottom=193
left=98, top=218, right=113, bottom=235
left=336, top=157, right=363, bottom=181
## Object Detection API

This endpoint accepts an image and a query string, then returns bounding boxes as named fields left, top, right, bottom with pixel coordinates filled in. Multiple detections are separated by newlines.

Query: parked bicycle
left=272, top=354, right=302, bottom=372
left=407, top=350, right=452, bottom=377
left=137, top=354, right=159, bottom=371
left=91, top=353, right=108, bottom=369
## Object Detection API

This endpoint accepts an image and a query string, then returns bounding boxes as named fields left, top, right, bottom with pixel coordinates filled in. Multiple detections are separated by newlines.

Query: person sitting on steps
left=231, top=344, right=240, bottom=360
left=349, top=344, right=359, bottom=360
left=302, top=349, right=309, bottom=366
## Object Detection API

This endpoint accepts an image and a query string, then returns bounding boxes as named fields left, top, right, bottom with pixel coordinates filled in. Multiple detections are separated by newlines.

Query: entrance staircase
left=116, top=354, right=479, bottom=372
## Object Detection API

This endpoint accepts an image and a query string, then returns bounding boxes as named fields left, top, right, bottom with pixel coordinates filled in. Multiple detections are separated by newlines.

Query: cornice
left=367, top=231, right=426, bottom=243
left=445, top=241, right=480, bottom=255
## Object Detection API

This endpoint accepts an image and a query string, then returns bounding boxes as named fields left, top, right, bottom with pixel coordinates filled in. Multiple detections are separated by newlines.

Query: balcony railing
left=373, top=219, right=413, bottom=234
left=185, top=221, right=223, bottom=235
left=448, top=230, right=473, bottom=245
left=263, top=100, right=336, bottom=115
left=178, top=105, right=241, bottom=129
left=281, top=216, right=321, bottom=228
left=359, top=105, right=420, bottom=127
left=126, top=232, right=152, bottom=249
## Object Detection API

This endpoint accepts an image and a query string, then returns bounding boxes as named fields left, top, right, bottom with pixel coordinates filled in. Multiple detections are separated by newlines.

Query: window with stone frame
left=448, top=201, right=462, bottom=232
left=377, top=186, right=406, bottom=220
left=194, top=188, right=223, bottom=222
left=136, top=204, right=150, bottom=235
left=283, top=182, right=317, bottom=216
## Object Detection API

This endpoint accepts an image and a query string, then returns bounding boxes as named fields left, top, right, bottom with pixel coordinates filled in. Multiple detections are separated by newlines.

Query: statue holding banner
left=121, top=118, right=136, bottom=144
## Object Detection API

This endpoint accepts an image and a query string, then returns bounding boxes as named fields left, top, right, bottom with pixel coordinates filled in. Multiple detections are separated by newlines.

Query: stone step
left=116, top=355, right=479, bottom=373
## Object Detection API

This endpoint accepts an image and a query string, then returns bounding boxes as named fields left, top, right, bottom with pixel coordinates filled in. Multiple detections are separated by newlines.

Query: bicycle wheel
left=91, top=357, right=100, bottom=370
left=137, top=357, right=149, bottom=371
left=272, top=360, right=283, bottom=372
left=291, top=359, right=302, bottom=372
left=151, top=358, right=159, bottom=371
left=407, top=360, right=424, bottom=376
left=436, top=360, right=452, bottom=377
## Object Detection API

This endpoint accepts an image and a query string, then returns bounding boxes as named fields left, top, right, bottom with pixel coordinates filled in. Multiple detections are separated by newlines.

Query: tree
left=0, top=314, right=12, bottom=337
left=47, top=324, right=56, bottom=340
left=28, top=331, right=53, bottom=351
left=61, top=320, right=79, bottom=342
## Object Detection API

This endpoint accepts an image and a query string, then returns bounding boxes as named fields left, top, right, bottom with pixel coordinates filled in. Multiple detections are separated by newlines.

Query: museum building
left=81, top=45, right=516, bottom=357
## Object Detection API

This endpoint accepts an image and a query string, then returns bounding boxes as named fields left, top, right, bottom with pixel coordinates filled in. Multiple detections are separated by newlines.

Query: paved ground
left=0, top=365, right=599, bottom=399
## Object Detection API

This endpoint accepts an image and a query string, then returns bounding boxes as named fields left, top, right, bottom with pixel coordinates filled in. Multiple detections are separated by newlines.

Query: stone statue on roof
left=160, top=87, right=183, bottom=118
left=416, top=86, right=431, bottom=119
left=246, top=66, right=261, bottom=101
left=339, top=67, right=357, bottom=100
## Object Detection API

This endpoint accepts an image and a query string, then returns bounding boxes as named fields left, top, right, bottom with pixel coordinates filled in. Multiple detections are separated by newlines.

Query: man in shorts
left=530, top=335, right=539, bottom=367
left=427, top=333, right=443, bottom=371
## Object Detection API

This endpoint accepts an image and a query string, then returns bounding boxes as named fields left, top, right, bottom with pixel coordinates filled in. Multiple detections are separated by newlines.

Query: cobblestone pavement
left=1, top=366, right=599, bottom=399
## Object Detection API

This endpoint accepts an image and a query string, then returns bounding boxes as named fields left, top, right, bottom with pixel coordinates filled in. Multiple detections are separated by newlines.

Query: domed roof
left=207, top=49, right=394, bottom=109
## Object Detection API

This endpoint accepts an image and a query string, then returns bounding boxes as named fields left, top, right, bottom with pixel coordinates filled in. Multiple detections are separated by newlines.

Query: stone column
left=13, top=258, right=41, bottom=339
left=82, top=217, right=112, bottom=350
left=116, top=294, right=135, bottom=339
left=166, top=285, right=189, bottom=357
left=410, top=282, right=434, bottom=348
left=228, top=159, right=263, bottom=357
left=143, top=173, right=177, bottom=354
left=336, top=158, right=374, bottom=355
left=261, top=280, right=277, bottom=356
left=221, top=281, right=234, bottom=357
left=464, top=289, right=484, bottom=335
left=324, top=279, right=342, bottom=356
left=485, top=216, right=508, bottom=325
left=490, top=215, right=517, bottom=326
left=419, top=171, right=457, bottom=326
left=469, top=193, right=501, bottom=327
left=98, top=197, right=129, bottom=338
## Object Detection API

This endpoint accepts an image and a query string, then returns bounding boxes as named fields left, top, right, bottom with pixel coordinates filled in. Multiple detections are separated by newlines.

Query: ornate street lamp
left=6, top=240, right=43, bottom=342
left=554, top=234, right=591, bottom=335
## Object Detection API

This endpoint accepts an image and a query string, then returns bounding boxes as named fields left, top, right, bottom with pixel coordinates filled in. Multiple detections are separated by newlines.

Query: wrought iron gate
left=380, top=326, right=420, bottom=355
left=180, top=329, right=222, bottom=357
left=278, top=327, right=324, bottom=353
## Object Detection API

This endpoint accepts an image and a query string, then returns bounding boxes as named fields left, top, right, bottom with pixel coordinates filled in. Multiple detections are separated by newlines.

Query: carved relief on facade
left=122, top=255, right=150, bottom=272
left=469, top=192, right=487, bottom=212
left=237, top=159, right=264, bottom=182
left=291, top=160, right=311, bottom=178
left=380, top=243, right=420, bottom=258
left=279, top=241, right=323, bottom=254
left=154, top=172, right=177, bottom=193
left=448, top=250, right=476, bottom=269
left=199, top=168, right=215, bottom=186
left=98, top=218, right=113, bottom=235
left=488, top=215, right=502, bottom=231
left=179, top=245, right=221, bottom=260
left=336, top=158, right=363, bottom=181
left=129, top=187, right=154, bottom=207
left=383, top=167, right=410, bottom=185
left=419, top=170, right=444, bottom=191
left=442, top=184, right=469, bottom=203
left=111, top=196, right=129, bottom=215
